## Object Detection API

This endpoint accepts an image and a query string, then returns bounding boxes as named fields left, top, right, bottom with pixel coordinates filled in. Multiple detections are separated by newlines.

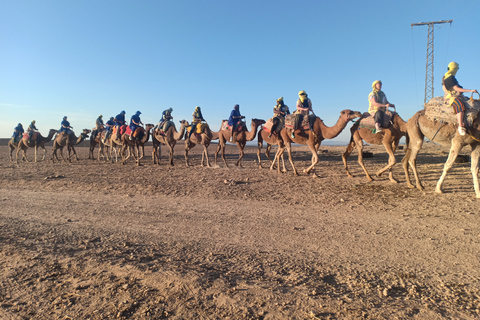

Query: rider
left=12, top=123, right=24, bottom=143
left=442, top=61, right=479, bottom=136
left=292, top=91, right=313, bottom=138
left=228, top=104, right=245, bottom=142
left=103, top=117, right=115, bottom=142
left=156, top=107, right=173, bottom=133
left=59, top=116, right=74, bottom=142
left=368, top=80, right=394, bottom=134
left=114, top=110, right=126, bottom=139
left=92, top=115, right=104, bottom=140
left=27, top=120, right=37, bottom=143
left=269, top=97, right=290, bottom=138
left=130, top=111, right=143, bottom=139
left=187, top=106, right=205, bottom=142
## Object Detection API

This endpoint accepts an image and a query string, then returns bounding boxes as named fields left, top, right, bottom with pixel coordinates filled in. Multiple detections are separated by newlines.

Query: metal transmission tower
left=411, top=19, right=453, bottom=104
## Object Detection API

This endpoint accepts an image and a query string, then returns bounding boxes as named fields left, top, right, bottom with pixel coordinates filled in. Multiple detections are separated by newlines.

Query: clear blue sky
left=1, top=0, right=479, bottom=143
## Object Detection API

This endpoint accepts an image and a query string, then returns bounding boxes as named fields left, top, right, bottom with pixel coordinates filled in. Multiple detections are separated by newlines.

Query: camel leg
left=376, top=139, right=397, bottom=183
left=235, top=142, right=244, bottom=167
left=284, top=143, right=298, bottom=176
left=403, top=128, right=425, bottom=190
left=257, top=140, right=263, bottom=169
left=303, top=140, right=319, bottom=177
left=184, top=142, right=191, bottom=167
left=342, top=137, right=356, bottom=178
left=270, top=147, right=279, bottom=171
left=470, top=143, right=480, bottom=198
left=71, top=146, right=79, bottom=161
left=169, top=145, right=174, bottom=166
left=435, top=141, right=462, bottom=194
left=202, top=144, right=211, bottom=167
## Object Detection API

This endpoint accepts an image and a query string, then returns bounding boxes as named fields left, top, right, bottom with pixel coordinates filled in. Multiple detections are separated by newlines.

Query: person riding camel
left=228, top=104, right=245, bottom=142
left=129, top=111, right=143, bottom=139
left=368, top=80, right=394, bottom=134
left=58, top=116, right=74, bottom=144
left=114, top=110, right=126, bottom=139
left=187, top=106, right=205, bottom=142
left=442, top=61, right=479, bottom=136
left=103, top=117, right=115, bottom=143
left=92, top=115, right=104, bottom=140
left=27, top=120, right=37, bottom=143
left=269, top=97, right=290, bottom=138
left=292, top=91, right=313, bottom=138
left=156, top=108, right=173, bottom=133
left=12, top=123, right=24, bottom=144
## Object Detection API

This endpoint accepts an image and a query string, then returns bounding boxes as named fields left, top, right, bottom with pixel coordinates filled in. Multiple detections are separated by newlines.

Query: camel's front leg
left=184, top=143, right=191, bottom=167
left=202, top=145, right=211, bottom=167
left=376, top=140, right=398, bottom=183
left=285, top=144, right=298, bottom=176
left=235, top=143, right=244, bottom=167
left=435, top=141, right=462, bottom=194
left=470, top=143, right=480, bottom=198
left=257, top=141, right=263, bottom=169
left=303, top=142, right=319, bottom=177
left=342, top=139, right=356, bottom=178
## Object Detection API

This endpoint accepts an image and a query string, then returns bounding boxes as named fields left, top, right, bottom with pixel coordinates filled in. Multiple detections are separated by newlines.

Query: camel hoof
left=389, top=179, right=398, bottom=184
left=435, top=188, right=444, bottom=194
left=407, top=184, right=415, bottom=189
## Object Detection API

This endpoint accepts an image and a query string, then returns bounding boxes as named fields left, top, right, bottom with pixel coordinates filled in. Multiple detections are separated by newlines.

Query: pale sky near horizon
left=1, top=0, right=479, bottom=144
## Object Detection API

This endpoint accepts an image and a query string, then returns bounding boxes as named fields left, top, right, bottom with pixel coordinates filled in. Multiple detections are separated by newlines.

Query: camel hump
left=425, top=95, right=480, bottom=126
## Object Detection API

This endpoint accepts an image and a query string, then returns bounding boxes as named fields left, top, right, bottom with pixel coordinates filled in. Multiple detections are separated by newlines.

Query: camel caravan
left=8, top=64, right=480, bottom=197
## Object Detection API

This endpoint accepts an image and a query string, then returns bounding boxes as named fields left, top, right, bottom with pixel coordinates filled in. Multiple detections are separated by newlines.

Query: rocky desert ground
left=1, top=140, right=480, bottom=319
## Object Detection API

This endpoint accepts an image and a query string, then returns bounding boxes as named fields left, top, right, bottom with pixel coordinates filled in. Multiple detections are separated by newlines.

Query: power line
left=411, top=19, right=453, bottom=104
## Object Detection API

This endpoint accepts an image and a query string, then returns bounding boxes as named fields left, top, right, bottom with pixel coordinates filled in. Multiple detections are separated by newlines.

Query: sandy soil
left=1, top=141, right=480, bottom=319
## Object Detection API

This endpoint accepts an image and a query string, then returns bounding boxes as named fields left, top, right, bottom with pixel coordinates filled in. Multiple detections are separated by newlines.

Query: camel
left=342, top=113, right=408, bottom=182
left=152, top=120, right=188, bottom=166
left=184, top=122, right=214, bottom=167
left=8, top=138, right=26, bottom=162
left=402, top=109, right=480, bottom=198
left=88, top=129, right=107, bottom=160
left=278, top=110, right=362, bottom=176
left=120, top=124, right=154, bottom=166
left=256, top=128, right=287, bottom=173
left=214, top=118, right=266, bottom=167
left=52, top=129, right=91, bottom=162
left=16, top=129, right=58, bottom=163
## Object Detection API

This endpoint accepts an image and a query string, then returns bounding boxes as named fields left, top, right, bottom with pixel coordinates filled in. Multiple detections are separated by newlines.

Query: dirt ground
left=2, top=140, right=480, bottom=319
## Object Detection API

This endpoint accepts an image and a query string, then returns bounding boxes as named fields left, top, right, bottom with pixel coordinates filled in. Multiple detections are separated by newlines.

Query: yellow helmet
left=298, top=90, right=307, bottom=96
left=277, top=97, right=283, bottom=103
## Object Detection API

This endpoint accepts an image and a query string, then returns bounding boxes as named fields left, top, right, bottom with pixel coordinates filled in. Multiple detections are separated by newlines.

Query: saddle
left=284, top=114, right=315, bottom=130
left=262, top=118, right=284, bottom=134
left=358, top=111, right=394, bottom=131
left=424, top=95, right=480, bottom=127
left=125, top=127, right=145, bottom=139
left=187, top=122, right=209, bottom=134
left=221, top=120, right=245, bottom=132
left=113, top=125, right=127, bottom=136
left=22, top=132, right=39, bottom=141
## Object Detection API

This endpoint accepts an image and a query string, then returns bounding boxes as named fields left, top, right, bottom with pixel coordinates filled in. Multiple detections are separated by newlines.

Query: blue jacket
left=115, top=113, right=125, bottom=125
left=228, top=109, right=242, bottom=126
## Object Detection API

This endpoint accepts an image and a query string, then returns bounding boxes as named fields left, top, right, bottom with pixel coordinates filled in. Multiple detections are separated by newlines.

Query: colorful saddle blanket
left=358, top=111, right=394, bottom=130
left=22, top=132, right=39, bottom=140
left=187, top=122, right=209, bottom=134
left=424, top=96, right=480, bottom=127
left=262, top=119, right=274, bottom=133
left=125, top=127, right=145, bottom=138
left=221, top=120, right=246, bottom=132
left=113, top=125, right=127, bottom=136
left=284, top=114, right=315, bottom=130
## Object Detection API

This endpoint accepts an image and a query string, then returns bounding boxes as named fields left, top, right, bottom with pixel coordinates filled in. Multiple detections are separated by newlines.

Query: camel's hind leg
left=402, top=125, right=424, bottom=190
left=235, top=142, right=245, bottom=167
left=470, top=143, right=480, bottom=198
left=435, top=140, right=462, bottom=194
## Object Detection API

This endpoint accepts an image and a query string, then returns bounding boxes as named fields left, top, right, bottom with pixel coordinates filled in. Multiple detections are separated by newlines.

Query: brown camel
left=214, top=118, right=266, bottom=167
left=278, top=110, right=362, bottom=176
left=16, top=129, right=58, bottom=163
left=402, top=109, right=480, bottom=198
left=342, top=113, right=408, bottom=182
left=88, top=129, right=107, bottom=160
left=120, top=124, right=154, bottom=166
left=152, top=120, right=188, bottom=166
left=52, top=129, right=91, bottom=162
left=184, top=122, right=214, bottom=167
left=8, top=138, right=26, bottom=162
left=256, top=128, right=287, bottom=173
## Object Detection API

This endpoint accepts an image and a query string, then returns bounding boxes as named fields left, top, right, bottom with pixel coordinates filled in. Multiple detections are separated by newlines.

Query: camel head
left=179, top=119, right=189, bottom=127
left=252, top=118, right=266, bottom=127
left=81, top=129, right=91, bottom=139
left=340, top=109, right=363, bottom=122
left=145, top=123, right=154, bottom=131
